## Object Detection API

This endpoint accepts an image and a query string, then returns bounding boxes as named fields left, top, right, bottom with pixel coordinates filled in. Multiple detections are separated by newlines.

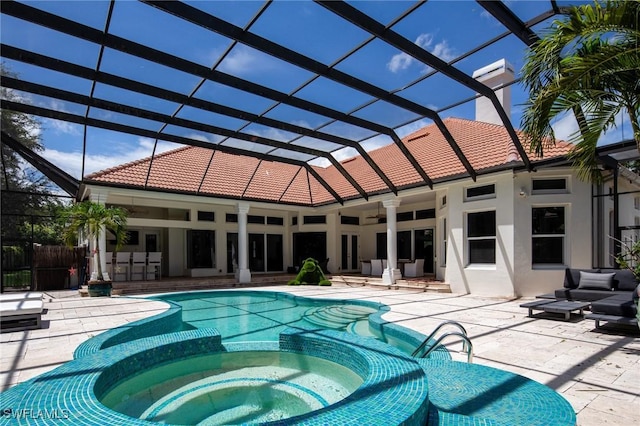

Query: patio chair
left=382, top=259, right=388, bottom=270
left=404, top=259, right=425, bottom=277
left=361, top=261, right=372, bottom=275
left=371, top=259, right=383, bottom=276
left=130, top=252, right=147, bottom=281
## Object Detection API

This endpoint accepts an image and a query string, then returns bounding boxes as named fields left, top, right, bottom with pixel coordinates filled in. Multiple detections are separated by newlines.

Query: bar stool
left=130, top=252, right=147, bottom=281
left=105, top=252, right=113, bottom=279
left=147, top=252, right=162, bottom=280
left=114, top=252, right=130, bottom=281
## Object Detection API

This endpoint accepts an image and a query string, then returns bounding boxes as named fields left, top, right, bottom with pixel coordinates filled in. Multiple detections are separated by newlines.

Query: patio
left=1, top=284, right=638, bottom=425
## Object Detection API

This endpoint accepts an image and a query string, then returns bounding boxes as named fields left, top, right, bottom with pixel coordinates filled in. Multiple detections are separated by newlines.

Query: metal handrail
left=411, top=320, right=468, bottom=357
left=420, top=331, right=474, bottom=363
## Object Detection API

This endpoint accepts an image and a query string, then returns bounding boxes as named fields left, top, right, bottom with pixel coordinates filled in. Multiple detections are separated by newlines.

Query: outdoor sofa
left=554, top=268, right=638, bottom=328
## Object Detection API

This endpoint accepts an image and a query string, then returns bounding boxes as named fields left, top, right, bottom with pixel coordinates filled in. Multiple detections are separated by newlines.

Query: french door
left=341, top=234, right=359, bottom=272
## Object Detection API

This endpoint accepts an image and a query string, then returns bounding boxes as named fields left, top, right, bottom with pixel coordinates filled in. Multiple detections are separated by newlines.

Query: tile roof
left=84, top=118, right=573, bottom=206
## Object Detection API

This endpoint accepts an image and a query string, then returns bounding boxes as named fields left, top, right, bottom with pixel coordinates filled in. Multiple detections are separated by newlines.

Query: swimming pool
left=0, top=290, right=577, bottom=426
left=152, top=290, right=425, bottom=354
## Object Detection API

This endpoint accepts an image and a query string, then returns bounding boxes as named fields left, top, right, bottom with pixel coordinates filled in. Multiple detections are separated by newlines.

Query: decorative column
left=382, top=198, right=402, bottom=285
left=236, top=202, right=251, bottom=284
left=90, top=195, right=110, bottom=281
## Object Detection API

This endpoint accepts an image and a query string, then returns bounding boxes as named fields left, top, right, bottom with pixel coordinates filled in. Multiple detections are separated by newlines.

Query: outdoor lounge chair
left=404, top=259, right=425, bottom=277
left=371, top=259, right=383, bottom=276
left=0, top=292, right=44, bottom=332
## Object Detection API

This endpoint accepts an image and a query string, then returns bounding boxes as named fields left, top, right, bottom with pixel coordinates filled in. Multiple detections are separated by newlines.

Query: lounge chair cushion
left=591, top=293, right=636, bottom=318
left=599, top=269, right=638, bottom=291
left=577, top=271, right=615, bottom=290
left=0, top=300, right=44, bottom=316
left=554, top=288, right=621, bottom=302
left=0, top=292, right=43, bottom=302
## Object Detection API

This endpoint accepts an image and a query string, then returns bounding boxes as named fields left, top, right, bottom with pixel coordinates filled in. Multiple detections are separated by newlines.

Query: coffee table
left=525, top=300, right=591, bottom=321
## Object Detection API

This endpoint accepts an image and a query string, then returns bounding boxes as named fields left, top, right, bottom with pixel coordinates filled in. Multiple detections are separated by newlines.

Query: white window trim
left=531, top=205, right=567, bottom=267
left=531, top=177, right=570, bottom=195
left=465, top=210, right=496, bottom=266
left=464, top=183, right=496, bottom=202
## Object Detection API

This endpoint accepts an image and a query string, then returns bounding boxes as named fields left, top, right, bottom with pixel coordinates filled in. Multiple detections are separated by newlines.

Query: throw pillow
left=578, top=271, right=615, bottom=290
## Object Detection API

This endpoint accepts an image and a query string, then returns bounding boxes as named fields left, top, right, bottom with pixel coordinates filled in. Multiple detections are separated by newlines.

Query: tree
left=1, top=63, right=64, bottom=244
left=60, top=201, right=129, bottom=281
left=520, top=0, right=640, bottom=183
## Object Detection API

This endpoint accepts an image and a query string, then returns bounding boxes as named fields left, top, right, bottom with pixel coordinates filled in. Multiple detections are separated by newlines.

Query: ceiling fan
left=366, top=202, right=386, bottom=219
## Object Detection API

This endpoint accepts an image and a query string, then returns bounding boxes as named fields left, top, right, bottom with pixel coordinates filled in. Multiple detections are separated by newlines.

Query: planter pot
left=87, top=281, right=112, bottom=297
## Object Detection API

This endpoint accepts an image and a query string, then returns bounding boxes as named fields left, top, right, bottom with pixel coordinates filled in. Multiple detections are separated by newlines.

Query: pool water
left=156, top=292, right=382, bottom=343
left=99, top=350, right=364, bottom=425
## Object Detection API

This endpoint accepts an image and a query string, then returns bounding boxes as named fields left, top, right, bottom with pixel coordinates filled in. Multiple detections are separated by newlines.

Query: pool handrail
left=420, top=331, right=474, bottom=363
left=411, top=320, right=469, bottom=357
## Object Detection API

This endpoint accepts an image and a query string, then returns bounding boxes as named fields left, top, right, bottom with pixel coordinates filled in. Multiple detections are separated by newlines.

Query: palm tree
left=520, top=0, right=640, bottom=182
left=61, top=201, right=128, bottom=281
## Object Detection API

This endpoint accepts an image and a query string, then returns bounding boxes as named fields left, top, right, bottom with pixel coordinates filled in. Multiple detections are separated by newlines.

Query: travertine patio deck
left=1, top=284, right=638, bottom=426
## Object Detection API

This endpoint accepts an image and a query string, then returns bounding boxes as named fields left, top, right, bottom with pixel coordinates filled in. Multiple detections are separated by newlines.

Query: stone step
left=329, top=275, right=451, bottom=293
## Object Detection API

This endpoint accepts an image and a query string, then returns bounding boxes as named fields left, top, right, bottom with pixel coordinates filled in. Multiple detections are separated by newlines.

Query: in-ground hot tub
left=83, top=328, right=431, bottom=426
left=99, top=350, right=364, bottom=425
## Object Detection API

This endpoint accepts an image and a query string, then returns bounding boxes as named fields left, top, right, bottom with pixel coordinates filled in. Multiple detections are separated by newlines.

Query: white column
left=382, top=199, right=402, bottom=285
left=235, top=202, right=251, bottom=283
left=90, top=195, right=110, bottom=281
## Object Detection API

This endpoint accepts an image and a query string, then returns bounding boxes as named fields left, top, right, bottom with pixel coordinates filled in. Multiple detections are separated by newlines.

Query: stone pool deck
left=1, top=284, right=638, bottom=425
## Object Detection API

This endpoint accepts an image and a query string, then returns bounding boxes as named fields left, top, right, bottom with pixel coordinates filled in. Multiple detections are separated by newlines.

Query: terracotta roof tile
left=85, top=118, right=573, bottom=206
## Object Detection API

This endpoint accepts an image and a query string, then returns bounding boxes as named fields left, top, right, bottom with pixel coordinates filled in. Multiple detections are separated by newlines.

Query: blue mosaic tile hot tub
left=0, top=290, right=576, bottom=425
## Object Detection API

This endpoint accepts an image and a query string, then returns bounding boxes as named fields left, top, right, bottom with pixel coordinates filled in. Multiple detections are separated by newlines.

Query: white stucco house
left=77, top=61, right=640, bottom=298
left=80, top=134, right=639, bottom=298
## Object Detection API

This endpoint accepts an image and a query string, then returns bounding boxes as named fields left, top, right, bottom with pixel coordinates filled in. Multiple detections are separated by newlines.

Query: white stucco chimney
left=472, top=59, right=514, bottom=125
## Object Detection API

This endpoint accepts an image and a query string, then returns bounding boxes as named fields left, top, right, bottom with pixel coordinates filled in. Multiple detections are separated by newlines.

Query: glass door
left=341, top=234, right=359, bottom=272
left=414, top=228, right=434, bottom=274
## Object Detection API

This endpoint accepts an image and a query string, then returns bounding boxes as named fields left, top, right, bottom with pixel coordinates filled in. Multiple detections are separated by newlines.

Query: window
left=267, top=216, right=284, bottom=226
left=466, top=184, right=495, bottom=200
left=303, top=215, right=326, bottom=224
left=442, top=195, right=447, bottom=207
left=248, top=215, right=265, bottom=224
left=340, top=215, right=360, bottom=225
left=416, top=209, right=435, bottom=220
left=532, top=207, right=565, bottom=264
left=397, top=230, right=411, bottom=259
left=376, top=232, right=387, bottom=259
left=442, top=218, right=447, bottom=266
left=197, top=211, right=215, bottom=221
left=292, top=216, right=298, bottom=226
left=187, top=230, right=215, bottom=269
left=467, top=211, right=496, bottom=264
left=397, top=211, right=413, bottom=222
left=226, top=213, right=238, bottom=223
left=532, top=178, right=567, bottom=194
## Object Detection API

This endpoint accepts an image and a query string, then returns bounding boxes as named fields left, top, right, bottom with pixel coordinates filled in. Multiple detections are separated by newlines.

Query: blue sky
left=1, top=0, right=633, bottom=181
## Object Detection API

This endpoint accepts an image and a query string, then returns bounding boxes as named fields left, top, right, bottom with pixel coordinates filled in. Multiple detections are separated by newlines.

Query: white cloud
left=218, top=45, right=272, bottom=76
left=360, top=134, right=393, bottom=152
left=395, top=119, right=432, bottom=139
left=550, top=112, right=579, bottom=142
left=42, top=137, right=181, bottom=179
left=46, top=119, right=82, bottom=136
left=387, top=33, right=455, bottom=74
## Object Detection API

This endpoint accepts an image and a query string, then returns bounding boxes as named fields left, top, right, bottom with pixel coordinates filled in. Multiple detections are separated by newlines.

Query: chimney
left=472, top=59, right=514, bottom=125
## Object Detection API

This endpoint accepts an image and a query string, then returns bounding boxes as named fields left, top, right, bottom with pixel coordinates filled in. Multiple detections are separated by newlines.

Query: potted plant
left=61, top=200, right=128, bottom=296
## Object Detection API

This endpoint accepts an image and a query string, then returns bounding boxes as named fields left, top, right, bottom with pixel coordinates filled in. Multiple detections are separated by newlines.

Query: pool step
left=302, top=305, right=376, bottom=330
left=83, top=275, right=297, bottom=296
